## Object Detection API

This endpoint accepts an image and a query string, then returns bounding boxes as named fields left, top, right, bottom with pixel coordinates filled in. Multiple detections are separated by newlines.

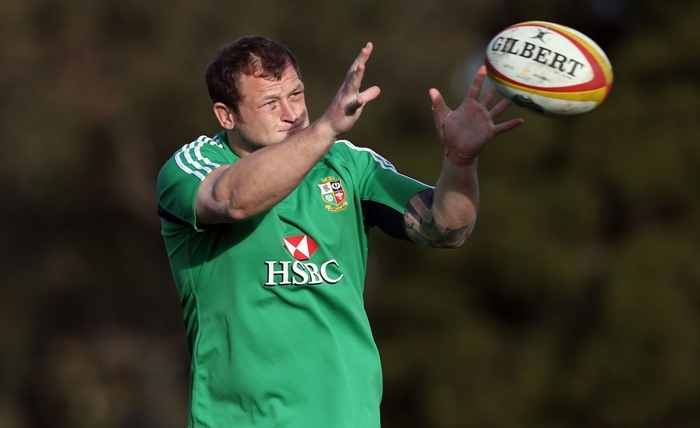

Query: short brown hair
left=205, top=36, right=301, bottom=116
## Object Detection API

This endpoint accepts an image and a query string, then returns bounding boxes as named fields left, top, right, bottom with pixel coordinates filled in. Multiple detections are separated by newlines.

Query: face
left=225, top=64, right=309, bottom=156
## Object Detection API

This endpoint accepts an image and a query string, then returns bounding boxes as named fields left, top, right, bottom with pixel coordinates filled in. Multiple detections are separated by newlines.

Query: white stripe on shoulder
left=335, top=140, right=397, bottom=172
left=174, top=135, right=224, bottom=181
left=334, top=140, right=431, bottom=187
left=175, top=151, right=205, bottom=180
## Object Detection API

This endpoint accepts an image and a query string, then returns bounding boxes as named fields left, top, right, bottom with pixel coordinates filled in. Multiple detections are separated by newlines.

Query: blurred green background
left=2, top=0, right=700, bottom=426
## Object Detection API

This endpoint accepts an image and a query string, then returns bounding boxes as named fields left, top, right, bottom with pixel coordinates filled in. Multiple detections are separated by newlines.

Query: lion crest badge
left=318, top=176, right=348, bottom=212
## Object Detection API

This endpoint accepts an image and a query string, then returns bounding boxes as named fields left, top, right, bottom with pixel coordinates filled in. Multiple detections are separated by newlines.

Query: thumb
left=429, top=88, right=450, bottom=140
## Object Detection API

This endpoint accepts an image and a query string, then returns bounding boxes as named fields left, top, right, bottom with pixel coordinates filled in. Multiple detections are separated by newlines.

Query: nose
left=279, top=99, right=299, bottom=123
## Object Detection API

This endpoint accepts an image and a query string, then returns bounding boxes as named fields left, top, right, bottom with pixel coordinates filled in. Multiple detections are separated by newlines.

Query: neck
left=226, top=130, right=256, bottom=158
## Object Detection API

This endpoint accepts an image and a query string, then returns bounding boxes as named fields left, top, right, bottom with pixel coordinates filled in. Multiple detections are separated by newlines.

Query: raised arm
left=405, top=66, right=524, bottom=248
left=196, top=43, right=381, bottom=224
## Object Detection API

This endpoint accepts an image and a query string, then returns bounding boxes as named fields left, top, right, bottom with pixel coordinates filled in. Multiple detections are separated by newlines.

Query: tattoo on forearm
left=404, top=189, right=474, bottom=248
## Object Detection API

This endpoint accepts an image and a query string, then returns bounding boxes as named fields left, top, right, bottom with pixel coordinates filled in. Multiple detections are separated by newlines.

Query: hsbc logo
left=264, top=260, right=343, bottom=286
left=265, top=235, right=344, bottom=286
left=283, top=235, right=318, bottom=261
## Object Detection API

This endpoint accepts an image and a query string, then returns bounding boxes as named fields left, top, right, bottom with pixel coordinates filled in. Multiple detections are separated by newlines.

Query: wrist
left=445, top=148, right=477, bottom=167
left=308, top=118, right=342, bottom=146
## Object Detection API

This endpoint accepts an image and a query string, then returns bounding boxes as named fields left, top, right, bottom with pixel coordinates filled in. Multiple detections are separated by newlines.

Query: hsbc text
left=264, top=260, right=344, bottom=286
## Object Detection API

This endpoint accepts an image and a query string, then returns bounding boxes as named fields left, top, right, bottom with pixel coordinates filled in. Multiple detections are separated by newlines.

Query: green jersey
left=157, top=131, right=429, bottom=428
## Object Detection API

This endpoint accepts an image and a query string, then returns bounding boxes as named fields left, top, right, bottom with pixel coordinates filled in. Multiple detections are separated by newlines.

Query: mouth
left=283, top=122, right=304, bottom=134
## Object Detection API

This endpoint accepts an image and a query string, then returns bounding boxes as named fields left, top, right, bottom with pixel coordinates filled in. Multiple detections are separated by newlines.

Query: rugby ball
left=485, top=21, right=613, bottom=117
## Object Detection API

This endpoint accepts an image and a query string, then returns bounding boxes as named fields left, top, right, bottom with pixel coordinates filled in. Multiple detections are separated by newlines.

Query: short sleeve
left=335, top=140, right=431, bottom=212
left=156, top=135, right=234, bottom=230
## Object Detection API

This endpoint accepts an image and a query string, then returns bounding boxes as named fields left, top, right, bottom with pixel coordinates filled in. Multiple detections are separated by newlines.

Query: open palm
left=430, top=66, right=524, bottom=161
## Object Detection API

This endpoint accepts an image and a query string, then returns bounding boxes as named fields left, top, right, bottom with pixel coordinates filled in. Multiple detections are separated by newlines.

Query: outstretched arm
left=405, top=66, right=524, bottom=248
left=196, top=43, right=381, bottom=224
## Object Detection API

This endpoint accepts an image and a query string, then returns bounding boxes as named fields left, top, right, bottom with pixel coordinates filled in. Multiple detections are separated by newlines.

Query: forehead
left=238, top=64, right=302, bottom=100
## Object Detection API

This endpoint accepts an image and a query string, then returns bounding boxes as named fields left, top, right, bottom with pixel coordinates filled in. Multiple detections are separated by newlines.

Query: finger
left=345, top=43, right=374, bottom=93
left=345, top=86, right=381, bottom=115
left=489, top=97, right=513, bottom=119
left=348, top=63, right=367, bottom=92
left=429, top=88, right=450, bottom=138
left=465, top=65, right=487, bottom=102
left=360, top=42, right=373, bottom=64
left=493, top=118, right=525, bottom=136
left=429, top=88, right=450, bottom=120
left=348, top=42, right=373, bottom=75
left=345, top=98, right=363, bottom=115
left=359, top=85, right=381, bottom=104
left=480, top=84, right=499, bottom=108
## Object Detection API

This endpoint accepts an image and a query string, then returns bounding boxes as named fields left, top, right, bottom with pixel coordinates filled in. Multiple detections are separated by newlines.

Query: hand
left=320, top=42, right=382, bottom=137
left=430, top=65, right=524, bottom=161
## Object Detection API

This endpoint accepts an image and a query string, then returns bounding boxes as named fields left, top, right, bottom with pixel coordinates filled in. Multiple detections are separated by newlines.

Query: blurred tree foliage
left=1, top=0, right=699, bottom=427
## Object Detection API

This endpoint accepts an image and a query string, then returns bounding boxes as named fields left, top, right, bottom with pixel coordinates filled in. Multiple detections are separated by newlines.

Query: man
left=157, top=35, right=523, bottom=427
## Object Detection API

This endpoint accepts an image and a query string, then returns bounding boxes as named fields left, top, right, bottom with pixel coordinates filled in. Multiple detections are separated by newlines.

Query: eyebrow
left=259, top=82, right=305, bottom=101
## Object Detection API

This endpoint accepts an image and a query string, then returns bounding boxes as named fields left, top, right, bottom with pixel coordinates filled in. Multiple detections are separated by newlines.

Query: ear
left=213, top=102, right=236, bottom=130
